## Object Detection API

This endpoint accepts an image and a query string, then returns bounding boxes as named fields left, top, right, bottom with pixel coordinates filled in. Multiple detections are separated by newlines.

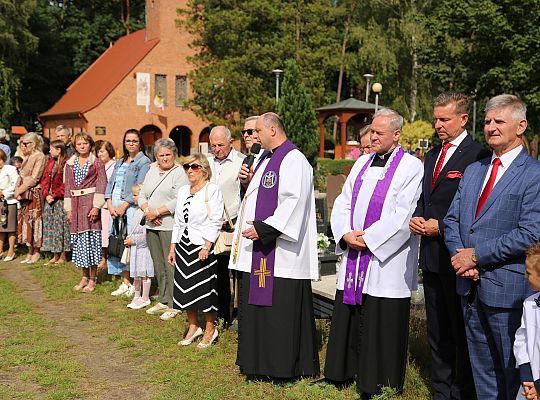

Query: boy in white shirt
left=514, top=242, right=540, bottom=400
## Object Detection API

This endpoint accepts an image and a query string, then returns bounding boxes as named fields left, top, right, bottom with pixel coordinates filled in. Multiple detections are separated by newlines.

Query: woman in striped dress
left=168, top=153, right=223, bottom=348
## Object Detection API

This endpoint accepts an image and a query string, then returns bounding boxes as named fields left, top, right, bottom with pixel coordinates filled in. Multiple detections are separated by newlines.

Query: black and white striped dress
left=173, top=194, right=218, bottom=312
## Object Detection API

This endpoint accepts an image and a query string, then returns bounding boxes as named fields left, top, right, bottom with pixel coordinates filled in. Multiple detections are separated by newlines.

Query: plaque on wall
left=95, top=126, right=106, bottom=136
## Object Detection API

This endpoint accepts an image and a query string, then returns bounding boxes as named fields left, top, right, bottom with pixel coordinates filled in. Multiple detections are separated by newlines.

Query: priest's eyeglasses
left=183, top=163, right=202, bottom=171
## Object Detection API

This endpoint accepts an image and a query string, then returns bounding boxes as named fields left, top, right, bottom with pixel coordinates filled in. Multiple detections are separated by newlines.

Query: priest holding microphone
left=229, top=112, right=320, bottom=380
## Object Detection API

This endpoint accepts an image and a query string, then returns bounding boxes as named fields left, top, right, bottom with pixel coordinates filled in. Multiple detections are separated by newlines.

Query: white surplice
left=228, top=148, right=319, bottom=280
left=331, top=151, right=423, bottom=298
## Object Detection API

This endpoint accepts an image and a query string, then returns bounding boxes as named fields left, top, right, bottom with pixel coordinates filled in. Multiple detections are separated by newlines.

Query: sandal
left=73, top=277, right=89, bottom=291
left=82, top=278, right=97, bottom=293
left=20, top=255, right=32, bottom=264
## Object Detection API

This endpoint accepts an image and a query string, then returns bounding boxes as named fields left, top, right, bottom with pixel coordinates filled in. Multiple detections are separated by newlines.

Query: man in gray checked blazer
left=444, top=94, right=540, bottom=399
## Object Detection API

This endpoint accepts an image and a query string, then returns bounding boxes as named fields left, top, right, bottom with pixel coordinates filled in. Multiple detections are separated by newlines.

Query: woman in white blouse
left=168, top=153, right=223, bottom=349
left=0, top=149, right=20, bottom=261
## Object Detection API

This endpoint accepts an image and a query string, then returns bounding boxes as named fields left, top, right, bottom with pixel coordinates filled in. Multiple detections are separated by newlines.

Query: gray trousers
left=146, top=229, right=174, bottom=307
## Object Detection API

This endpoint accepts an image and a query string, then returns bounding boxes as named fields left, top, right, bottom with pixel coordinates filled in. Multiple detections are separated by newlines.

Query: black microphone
left=242, top=143, right=261, bottom=169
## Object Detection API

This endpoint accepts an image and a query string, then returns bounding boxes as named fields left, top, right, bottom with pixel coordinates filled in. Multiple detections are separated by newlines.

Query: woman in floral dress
left=64, top=132, right=107, bottom=292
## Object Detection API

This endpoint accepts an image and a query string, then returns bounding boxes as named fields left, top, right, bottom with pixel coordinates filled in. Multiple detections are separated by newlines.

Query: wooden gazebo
left=316, top=98, right=378, bottom=159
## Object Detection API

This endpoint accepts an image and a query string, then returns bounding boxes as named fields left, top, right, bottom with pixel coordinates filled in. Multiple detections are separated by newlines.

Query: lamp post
left=272, top=69, right=283, bottom=105
left=472, top=89, right=478, bottom=140
left=372, top=82, right=382, bottom=112
left=363, top=73, right=374, bottom=102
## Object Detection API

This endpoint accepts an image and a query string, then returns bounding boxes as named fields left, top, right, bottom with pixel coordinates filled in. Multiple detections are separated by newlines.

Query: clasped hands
left=342, top=230, right=367, bottom=251
left=409, top=217, right=439, bottom=237
left=521, top=382, right=538, bottom=400
left=451, top=248, right=479, bottom=281
left=143, top=208, right=162, bottom=226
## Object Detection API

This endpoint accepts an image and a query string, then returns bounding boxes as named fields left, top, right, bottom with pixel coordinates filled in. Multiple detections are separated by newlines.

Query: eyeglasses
left=242, top=128, right=262, bottom=136
left=21, top=142, right=32, bottom=146
left=183, top=163, right=202, bottom=171
left=125, top=140, right=139, bottom=144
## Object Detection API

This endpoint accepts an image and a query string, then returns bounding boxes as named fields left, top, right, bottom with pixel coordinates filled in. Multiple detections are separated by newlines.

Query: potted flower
left=317, top=233, right=331, bottom=255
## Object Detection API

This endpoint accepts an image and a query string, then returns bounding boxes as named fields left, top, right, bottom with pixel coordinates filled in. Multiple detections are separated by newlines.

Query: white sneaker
left=127, top=298, right=151, bottom=310
left=146, top=302, right=169, bottom=315
left=111, top=282, right=129, bottom=296
left=160, top=309, right=179, bottom=321
left=123, top=284, right=135, bottom=298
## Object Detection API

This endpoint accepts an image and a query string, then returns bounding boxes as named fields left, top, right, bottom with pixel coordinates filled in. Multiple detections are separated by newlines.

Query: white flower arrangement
left=317, top=233, right=331, bottom=252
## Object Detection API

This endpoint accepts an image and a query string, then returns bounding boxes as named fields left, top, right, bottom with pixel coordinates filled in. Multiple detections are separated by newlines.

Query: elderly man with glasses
left=208, top=126, right=245, bottom=326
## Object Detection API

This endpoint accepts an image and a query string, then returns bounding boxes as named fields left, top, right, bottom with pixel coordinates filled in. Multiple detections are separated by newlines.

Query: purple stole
left=249, top=140, right=297, bottom=306
left=343, top=146, right=405, bottom=305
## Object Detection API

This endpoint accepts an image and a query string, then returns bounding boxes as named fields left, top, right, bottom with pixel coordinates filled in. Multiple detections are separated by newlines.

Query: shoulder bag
left=107, top=215, right=127, bottom=259
left=203, top=185, right=233, bottom=255
left=214, top=205, right=234, bottom=255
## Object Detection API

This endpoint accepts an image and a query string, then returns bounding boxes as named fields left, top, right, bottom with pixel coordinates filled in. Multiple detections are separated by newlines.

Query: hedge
left=315, top=157, right=355, bottom=192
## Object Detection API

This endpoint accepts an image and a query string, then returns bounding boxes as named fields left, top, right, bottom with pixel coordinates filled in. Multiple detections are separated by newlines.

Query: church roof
left=40, top=29, right=159, bottom=119
left=316, top=97, right=377, bottom=112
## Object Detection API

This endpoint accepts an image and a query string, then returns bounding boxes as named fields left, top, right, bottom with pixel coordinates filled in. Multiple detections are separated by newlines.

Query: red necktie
left=432, top=142, right=452, bottom=189
left=475, top=158, right=501, bottom=217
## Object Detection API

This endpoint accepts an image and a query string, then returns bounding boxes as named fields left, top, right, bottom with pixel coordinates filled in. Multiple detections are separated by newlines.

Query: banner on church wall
left=136, top=73, right=150, bottom=109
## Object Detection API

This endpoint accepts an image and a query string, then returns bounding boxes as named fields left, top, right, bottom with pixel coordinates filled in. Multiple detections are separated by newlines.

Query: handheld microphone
left=242, top=143, right=261, bottom=169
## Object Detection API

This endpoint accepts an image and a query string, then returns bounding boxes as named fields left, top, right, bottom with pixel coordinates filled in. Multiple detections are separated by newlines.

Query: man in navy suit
left=444, top=94, right=540, bottom=399
left=411, top=92, right=489, bottom=399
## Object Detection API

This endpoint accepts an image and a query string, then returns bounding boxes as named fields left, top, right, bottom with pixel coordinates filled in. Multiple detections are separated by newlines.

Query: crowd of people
left=1, top=92, right=540, bottom=399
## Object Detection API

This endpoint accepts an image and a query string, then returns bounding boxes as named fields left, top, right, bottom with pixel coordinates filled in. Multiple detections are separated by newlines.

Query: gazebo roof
left=316, top=97, right=377, bottom=112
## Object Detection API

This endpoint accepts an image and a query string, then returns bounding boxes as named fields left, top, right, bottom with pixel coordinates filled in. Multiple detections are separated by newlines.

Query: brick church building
left=39, top=0, right=209, bottom=156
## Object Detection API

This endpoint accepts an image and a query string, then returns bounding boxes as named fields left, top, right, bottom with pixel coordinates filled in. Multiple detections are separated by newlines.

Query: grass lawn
left=0, top=277, right=85, bottom=399
left=1, top=259, right=432, bottom=399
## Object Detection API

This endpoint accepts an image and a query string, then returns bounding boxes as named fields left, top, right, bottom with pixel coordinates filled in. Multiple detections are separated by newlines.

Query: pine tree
left=276, top=59, right=319, bottom=163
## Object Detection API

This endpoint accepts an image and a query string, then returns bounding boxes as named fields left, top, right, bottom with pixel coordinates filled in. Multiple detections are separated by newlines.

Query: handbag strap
left=223, top=204, right=234, bottom=229
left=147, top=165, right=179, bottom=200
left=204, top=183, right=211, bottom=219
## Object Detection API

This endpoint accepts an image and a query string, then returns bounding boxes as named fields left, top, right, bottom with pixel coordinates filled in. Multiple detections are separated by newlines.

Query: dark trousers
left=423, top=270, right=475, bottom=399
left=462, top=291, right=522, bottom=400
left=216, top=254, right=232, bottom=324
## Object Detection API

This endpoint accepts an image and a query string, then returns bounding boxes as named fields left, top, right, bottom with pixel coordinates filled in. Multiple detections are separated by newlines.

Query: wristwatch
left=471, top=250, right=477, bottom=264
left=202, top=245, right=210, bottom=251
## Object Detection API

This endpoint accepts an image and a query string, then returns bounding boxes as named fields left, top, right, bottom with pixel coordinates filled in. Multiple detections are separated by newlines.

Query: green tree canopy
left=276, top=59, right=319, bottom=162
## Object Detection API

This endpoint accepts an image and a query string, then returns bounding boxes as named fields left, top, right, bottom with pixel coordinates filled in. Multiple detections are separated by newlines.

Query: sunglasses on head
left=183, top=163, right=202, bottom=171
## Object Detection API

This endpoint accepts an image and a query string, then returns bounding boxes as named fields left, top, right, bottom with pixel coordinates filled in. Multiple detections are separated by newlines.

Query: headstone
left=315, top=193, right=327, bottom=234
left=326, top=174, right=346, bottom=209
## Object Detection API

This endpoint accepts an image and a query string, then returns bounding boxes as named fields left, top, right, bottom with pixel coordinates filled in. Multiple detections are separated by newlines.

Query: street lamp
left=472, top=89, right=478, bottom=140
left=372, top=82, right=382, bottom=112
left=272, top=69, right=283, bottom=105
left=363, top=73, right=374, bottom=102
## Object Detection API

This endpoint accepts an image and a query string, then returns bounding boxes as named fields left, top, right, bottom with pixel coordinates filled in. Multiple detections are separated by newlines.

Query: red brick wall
left=44, top=0, right=210, bottom=155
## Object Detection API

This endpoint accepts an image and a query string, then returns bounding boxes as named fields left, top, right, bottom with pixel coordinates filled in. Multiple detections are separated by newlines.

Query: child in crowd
left=10, top=156, right=23, bottom=172
left=41, top=140, right=71, bottom=265
left=514, top=242, right=540, bottom=400
left=125, top=184, right=154, bottom=309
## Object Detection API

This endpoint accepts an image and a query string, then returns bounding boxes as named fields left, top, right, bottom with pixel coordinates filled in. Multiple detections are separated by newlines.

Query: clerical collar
left=267, top=141, right=286, bottom=158
left=370, top=150, right=393, bottom=168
